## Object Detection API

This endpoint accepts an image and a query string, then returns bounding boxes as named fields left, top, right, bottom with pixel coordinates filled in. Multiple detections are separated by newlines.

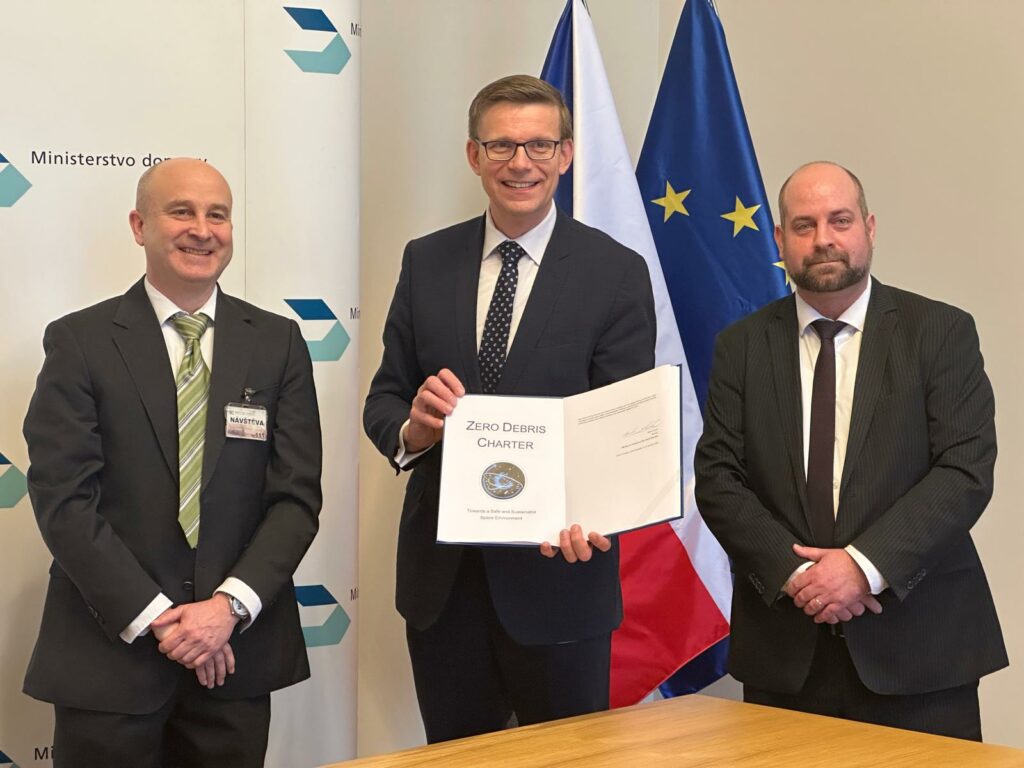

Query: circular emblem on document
left=481, top=462, right=526, bottom=500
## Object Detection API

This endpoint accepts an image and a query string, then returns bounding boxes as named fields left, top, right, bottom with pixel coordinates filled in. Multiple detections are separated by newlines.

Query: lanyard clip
left=242, top=387, right=256, bottom=404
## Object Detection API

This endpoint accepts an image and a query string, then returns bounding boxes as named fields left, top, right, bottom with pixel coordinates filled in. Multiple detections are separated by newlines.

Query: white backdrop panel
left=244, top=1, right=360, bottom=765
left=0, top=1, right=357, bottom=764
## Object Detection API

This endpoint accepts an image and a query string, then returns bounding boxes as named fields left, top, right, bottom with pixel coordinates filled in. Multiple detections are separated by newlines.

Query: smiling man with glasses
left=365, top=75, right=656, bottom=743
left=466, top=80, right=572, bottom=241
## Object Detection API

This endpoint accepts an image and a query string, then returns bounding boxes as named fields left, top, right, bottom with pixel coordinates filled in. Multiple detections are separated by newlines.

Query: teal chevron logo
left=0, top=153, right=32, bottom=207
left=296, top=584, right=350, bottom=647
left=284, top=7, right=351, bottom=74
left=285, top=298, right=350, bottom=362
left=0, top=453, right=28, bottom=509
left=0, top=747, right=22, bottom=767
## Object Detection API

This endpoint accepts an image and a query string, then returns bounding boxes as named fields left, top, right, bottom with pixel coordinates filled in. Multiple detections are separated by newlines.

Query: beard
left=788, top=245, right=871, bottom=293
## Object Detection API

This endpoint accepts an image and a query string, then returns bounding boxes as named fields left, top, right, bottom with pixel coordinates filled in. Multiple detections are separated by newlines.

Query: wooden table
left=330, top=695, right=1024, bottom=767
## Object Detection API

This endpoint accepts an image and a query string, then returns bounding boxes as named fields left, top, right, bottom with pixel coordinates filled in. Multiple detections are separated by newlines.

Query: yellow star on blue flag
left=773, top=260, right=792, bottom=288
left=652, top=181, right=692, bottom=222
left=720, top=197, right=761, bottom=236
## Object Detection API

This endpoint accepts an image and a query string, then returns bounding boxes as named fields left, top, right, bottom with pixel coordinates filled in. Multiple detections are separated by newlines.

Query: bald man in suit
left=695, top=161, right=1006, bottom=739
left=23, top=158, right=322, bottom=767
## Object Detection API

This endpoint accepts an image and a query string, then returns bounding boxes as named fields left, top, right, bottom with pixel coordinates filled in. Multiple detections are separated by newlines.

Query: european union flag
left=639, top=0, right=788, bottom=697
left=638, top=0, right=788, bottom=411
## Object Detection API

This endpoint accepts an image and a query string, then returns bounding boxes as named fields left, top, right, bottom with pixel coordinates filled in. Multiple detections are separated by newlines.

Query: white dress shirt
left=792, top=278, right=888, bottom=594
left=119, top=279, right=261, bottom=643
left=395, top=203, right=558, bottom=465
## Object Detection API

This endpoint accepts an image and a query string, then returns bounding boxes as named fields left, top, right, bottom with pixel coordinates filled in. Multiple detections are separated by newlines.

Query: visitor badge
left=225, top=402, right=268, bottom=441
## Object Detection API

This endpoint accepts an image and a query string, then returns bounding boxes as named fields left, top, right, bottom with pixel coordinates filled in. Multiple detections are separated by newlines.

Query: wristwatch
left=222, top=593, right=250, bottom=621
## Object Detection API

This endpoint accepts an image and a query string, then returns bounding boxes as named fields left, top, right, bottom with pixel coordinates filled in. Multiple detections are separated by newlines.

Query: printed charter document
left=437, top=365, right=681, bottom=545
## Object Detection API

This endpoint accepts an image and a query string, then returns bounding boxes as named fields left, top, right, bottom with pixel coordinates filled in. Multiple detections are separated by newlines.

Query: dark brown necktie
left=806, top=319, right=846, bottom=547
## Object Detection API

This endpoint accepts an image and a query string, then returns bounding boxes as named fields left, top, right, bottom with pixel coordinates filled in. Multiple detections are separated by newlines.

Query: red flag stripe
left=610, top=522, right=729, bottom=707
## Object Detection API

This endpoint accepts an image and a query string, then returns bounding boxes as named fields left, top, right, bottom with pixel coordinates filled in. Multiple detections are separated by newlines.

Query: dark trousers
left=406, top=549, right=611, bottom=744
left=744, top=626, right=982, bottom=741
left=53, top=672, right=270, bottom=768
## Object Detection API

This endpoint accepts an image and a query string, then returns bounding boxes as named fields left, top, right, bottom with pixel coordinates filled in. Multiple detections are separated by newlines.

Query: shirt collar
left=144, top=276, right=218, bottom=326
left=794, top=276, right=872, bottom=336
left=481, top=202, right=557, bottom=265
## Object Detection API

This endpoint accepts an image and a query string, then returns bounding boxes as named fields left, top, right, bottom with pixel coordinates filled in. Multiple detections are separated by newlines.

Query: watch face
left=230, top=597, right=249, bottom=619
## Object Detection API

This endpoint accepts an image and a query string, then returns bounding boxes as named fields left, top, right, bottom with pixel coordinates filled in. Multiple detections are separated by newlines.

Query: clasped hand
left=150, top=594, right=239, bottom=689
left=785, top=544, right=883, bottom=624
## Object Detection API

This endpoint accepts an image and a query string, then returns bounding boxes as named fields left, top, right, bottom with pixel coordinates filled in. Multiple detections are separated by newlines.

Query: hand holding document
left=437, top=365, right=681, bottom=545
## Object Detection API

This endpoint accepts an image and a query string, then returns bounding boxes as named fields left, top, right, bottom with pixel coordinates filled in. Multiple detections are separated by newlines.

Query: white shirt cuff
left=845, top=545, right=888, bottom=594
left=395, top=418, right=433, bottom=467
left=216, top=577, right=262, bottom=632
left=781, top=560, right=814, bottom=596
left=120, top=593, right=173, bottom=643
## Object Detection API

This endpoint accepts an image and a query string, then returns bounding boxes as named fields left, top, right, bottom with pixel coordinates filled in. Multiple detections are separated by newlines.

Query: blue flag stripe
left=540, top=2, right=574, bottom=214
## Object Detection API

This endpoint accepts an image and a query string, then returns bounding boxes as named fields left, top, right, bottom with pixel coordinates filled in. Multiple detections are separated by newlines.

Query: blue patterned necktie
left=171, top=312, right=211, bottom=548
left=478, top=240, right=524, bottom=394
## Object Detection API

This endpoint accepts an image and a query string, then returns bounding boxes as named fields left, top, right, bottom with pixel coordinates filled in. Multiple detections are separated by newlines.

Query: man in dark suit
left=363, top=75, right=656, bottom=743
left=695, top=161, right=1007, bottom=739
left=22, top=157, right=322, bottom=767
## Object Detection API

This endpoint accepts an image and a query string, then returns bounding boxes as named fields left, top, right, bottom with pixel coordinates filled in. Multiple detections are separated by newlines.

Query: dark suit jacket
left=22, top=279, right=322, bottom=714
left=364, top=210, right=656, bottom=646
left=695, top=280, right=1007, bottom=696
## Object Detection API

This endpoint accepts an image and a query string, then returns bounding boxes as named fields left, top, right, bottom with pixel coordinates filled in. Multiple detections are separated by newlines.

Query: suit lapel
left=498, top=211, right=573, bottom=394
left=202, top=290, right=254, bottom=490
left=766, top=296, right=812, bottom=535
left=840, top=281, right=896, bottom=499
left=454, top=216, right=485, bottom=393
left=111, top=279, right=179, bottom=481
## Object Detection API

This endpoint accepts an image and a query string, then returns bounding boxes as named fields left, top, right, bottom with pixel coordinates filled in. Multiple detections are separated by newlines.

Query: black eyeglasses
left=475, top=139, right=562, bottom=161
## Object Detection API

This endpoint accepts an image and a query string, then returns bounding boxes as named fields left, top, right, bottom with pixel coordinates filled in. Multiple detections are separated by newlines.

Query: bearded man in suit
left=23, top=157, right=322, bottom=767
left=364, top=75, right=656, bottom=742
left=695, top=161, right=1007, bottom=739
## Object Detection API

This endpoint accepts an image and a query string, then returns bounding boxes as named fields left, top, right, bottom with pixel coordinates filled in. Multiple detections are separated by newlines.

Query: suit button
left=183, top=580, right=194, bottom=593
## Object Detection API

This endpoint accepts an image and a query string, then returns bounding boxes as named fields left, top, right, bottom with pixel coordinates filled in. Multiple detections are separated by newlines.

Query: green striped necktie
left=171, top=312, right=211, bottom=548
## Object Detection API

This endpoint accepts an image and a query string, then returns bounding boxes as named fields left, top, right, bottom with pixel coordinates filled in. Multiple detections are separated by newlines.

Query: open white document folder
left=437, top=365, right=682, bottom=545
